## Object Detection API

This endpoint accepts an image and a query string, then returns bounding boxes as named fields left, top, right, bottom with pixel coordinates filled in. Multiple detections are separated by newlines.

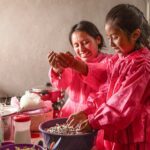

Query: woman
left=48, top=20, right=111, bottom=149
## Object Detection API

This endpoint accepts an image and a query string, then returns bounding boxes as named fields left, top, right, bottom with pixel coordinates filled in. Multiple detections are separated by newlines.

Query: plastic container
left=0, top=115, right=3, bottom=145
left=39, top=118, right=97, bottom=150
left=0, top=143, right=44, bottom=150
left=13, top=114, right=31, bottom=144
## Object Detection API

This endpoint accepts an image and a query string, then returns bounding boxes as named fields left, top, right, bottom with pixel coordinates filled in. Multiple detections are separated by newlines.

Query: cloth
left=49, top=52, right=111, bottom=149
left=49, top=52, right=110, bottom=117
left=84, top=48, right=150, bottom=150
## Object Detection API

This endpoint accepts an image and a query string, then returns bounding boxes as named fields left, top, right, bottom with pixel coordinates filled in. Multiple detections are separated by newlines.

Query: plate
left=0, top=105, right=18, bottom=117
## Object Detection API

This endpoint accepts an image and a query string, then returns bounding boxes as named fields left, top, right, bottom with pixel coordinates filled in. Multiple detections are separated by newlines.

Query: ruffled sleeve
left=81, top=61, right=109, bottom=90
left=48, top=67, right=73, bottom=90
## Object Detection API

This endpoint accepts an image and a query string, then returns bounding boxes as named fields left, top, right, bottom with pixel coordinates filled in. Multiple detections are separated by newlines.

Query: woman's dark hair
left=106, top=4, right=150, bottom=49
left=69, top=20, right=105, bottom=50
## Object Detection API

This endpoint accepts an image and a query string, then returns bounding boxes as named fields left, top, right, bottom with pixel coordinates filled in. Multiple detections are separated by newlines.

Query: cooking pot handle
left=47, top=137, right=62, bottom=150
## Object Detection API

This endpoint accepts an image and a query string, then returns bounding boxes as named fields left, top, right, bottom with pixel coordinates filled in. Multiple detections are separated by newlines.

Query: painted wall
left=0, top=0, right=146, bottom=97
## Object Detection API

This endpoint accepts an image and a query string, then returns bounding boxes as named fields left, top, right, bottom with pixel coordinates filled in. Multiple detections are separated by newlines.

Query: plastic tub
left=39, top=118, right=97, bottom=150
left=0, top=143, right=44, bottom=150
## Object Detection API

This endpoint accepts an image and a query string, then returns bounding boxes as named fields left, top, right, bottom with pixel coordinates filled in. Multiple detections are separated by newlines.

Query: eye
left=82, top=40, right=89, bottom=45
left=73, top=43, right=79, bottom=48
left=112, top=35, right=118, bottom=40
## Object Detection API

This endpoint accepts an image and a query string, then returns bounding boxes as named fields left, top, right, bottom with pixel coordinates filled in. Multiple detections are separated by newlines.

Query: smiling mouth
left=80, top=52, right=91, bottom=58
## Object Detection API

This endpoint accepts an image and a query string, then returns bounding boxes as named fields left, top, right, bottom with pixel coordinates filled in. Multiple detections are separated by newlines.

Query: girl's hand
left=67, top=111, right=88, bottom=127
left=77, top=119, right=93, bottom=133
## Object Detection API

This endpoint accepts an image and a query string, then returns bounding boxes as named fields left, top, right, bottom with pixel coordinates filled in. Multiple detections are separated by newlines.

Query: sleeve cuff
left=88, top=114, right=101, bottom=129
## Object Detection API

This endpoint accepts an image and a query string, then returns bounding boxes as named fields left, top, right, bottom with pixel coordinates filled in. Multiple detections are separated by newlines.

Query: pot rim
left=39, top=118, right=97, bottom=137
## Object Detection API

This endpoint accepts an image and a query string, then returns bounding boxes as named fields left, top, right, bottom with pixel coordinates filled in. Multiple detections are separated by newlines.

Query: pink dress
left=49, top=52, right=110, bottom=118
left=84, top=48, right=150, bottom=150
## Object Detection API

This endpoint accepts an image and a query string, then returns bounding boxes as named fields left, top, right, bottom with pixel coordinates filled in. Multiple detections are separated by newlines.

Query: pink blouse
left=84, top=48, right=150, bottom=145
left=49, top=52, right=111, bottom=117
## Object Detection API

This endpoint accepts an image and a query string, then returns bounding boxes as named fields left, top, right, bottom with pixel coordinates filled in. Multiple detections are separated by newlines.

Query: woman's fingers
left=66, top=51, right=74, bottom=57
left=57, top=53, right=70, bottom=68
left=48, top=51, right=75, bottom=69
left=48, top=51, right=63, bottom=70
left=48, top=51, right=55, bottom=63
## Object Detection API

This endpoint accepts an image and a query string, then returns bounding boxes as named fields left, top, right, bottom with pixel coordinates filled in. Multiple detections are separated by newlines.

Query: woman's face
left=71, top=31, right=101, bottom=62
left=105, top=23, right=137, bottom=56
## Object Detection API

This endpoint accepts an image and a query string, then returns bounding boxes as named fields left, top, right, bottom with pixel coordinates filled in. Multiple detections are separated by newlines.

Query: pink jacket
left=49, top=52, right=110, bottom=117
left=85, top=48, right=150, bottom=145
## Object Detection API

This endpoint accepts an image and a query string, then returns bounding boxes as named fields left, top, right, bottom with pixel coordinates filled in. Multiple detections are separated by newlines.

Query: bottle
left=13, top=114, right=31, bottom=144
left=0, top=115, right=3, bottom=146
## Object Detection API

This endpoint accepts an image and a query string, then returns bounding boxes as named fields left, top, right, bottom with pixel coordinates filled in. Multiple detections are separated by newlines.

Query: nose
left=78, top=43, right=85, bottom=52
left=109, top=38, right=115, bottom=47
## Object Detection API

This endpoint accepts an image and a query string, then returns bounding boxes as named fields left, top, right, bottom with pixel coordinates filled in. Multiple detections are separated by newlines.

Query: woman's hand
left=48, top=51, right=63, bottom=73
left=56, top=52, right=75, bottom=68
left=48, top=51, right=88, bottom=75
left=57, top=52, right=88, bottom=75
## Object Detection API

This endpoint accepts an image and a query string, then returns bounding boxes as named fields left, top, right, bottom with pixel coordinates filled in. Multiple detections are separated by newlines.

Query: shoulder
left=124, top=48, right=150, bottom=73
left=128, top=48, right=150, bottom=65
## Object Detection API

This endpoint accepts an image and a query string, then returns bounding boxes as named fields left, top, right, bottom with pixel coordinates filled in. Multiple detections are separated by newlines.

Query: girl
left=48, top=20, right=111, bottom=149
left=68, top=4, right=150, bottom=150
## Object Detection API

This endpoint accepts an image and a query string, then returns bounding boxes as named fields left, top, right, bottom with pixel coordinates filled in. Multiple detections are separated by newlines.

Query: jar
left=0, top=115, right=4, bottom=145
left=13, top=114, right=31, bottom=144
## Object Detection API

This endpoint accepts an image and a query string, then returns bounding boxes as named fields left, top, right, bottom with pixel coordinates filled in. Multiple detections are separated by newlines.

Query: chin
left=118, top=52, right=124, bottom=58
left=80, top=57, right=87, bottom=62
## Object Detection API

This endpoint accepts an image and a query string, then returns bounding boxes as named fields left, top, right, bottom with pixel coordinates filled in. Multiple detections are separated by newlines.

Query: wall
left=0, top=0, right=146, bottom=97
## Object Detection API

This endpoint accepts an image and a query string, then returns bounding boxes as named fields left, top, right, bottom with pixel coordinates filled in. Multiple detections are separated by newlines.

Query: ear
left=132, top=28, right=141, bottom=41
left=96, top=36, right=101, bottom=45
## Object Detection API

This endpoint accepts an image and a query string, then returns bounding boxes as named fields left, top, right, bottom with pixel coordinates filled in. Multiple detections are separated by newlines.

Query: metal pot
left=30, top=87, right=63, bottom=103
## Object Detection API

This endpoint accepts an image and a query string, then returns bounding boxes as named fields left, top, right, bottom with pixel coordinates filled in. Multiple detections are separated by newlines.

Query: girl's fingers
left=78, top=120, right=92, bottom=133
left=66, top=115, right=73, bottom=123
left=67, top=115, right=78, bottom=127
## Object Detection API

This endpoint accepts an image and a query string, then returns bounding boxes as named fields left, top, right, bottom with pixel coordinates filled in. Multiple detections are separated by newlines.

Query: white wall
left=0, top=0, right=146, bottom=97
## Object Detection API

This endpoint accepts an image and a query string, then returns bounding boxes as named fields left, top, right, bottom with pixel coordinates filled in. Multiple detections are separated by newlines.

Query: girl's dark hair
left=69, top=20, right=105, bottom=50
left=106, top=4, right=150, bottom=49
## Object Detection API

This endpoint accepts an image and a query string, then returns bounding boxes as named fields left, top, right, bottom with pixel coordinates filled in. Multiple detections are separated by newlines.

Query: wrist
left=52, top=68, right=63, bottom=79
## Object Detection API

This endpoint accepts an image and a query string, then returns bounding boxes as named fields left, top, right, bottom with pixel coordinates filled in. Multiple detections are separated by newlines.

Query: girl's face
left=105, top=23, right=137, bottom=56
left=71, top=31, right=101, bottom=62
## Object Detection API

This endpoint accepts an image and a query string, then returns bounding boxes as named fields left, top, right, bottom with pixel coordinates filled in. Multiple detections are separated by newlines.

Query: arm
left=48, top=67, right=73, bottom=90
left=48, top=51, right=88, bottom=89
left=88, top=65, right=150, bottom=130
left=80, top=62, right=109, bottom=90
left=48, top=51, right=73, bottom=89
left=56, top=52, right=88, bottom=76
